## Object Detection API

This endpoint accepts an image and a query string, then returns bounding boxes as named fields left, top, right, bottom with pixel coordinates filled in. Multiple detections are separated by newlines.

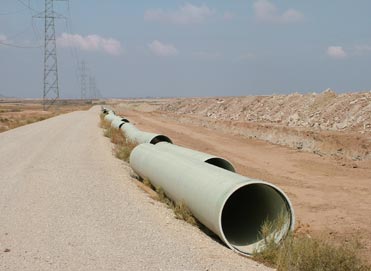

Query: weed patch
left=100, top=118, right=137, bottom=163
left=174, top=202, right=197, bottom=226
left=253, top=216, right=370, bottom=271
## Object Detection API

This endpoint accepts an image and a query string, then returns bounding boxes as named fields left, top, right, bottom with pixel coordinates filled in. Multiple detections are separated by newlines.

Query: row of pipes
left=102, top=107, right=295, bottom=256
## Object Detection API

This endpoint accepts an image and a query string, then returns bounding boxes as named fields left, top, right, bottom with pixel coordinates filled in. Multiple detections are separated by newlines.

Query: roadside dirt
left=0, top=99, right=93, bottom=133
left=113, top=98, right=371, bottom=263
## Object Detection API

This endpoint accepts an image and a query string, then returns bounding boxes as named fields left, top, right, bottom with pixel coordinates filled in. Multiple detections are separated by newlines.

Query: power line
left=64, top=2, right=81, bottom=92
left=16, top=0, right=39, bottom=12
left=0, top=8, right=27, bottom=15
left=6, top=25, right=33, bottom=39
left=0, top=40, right=42, bottom=48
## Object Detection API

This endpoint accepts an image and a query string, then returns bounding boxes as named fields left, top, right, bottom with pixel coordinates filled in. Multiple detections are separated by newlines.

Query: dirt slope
left=156, top=90, right=371, bottom=163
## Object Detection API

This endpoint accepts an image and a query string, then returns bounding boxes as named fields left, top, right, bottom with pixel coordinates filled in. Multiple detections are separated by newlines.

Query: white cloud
left=148, top=40, right=178, bottom=57
left=144, top=3, right=214, bottom=24
left=253, top=0, right=304, bottom=24
left=281, top=9, right=304, bottom=23
left=0, top=34, right=12, bottom=45
left=354, top=44, right=371, bottom=55
left=327, top=46, right=347, bottom=59
left=0, top=34, right=9, bottom=43
left=223, top=12, right=235, bottom=21
left=57, top=33, right=122, bottom=55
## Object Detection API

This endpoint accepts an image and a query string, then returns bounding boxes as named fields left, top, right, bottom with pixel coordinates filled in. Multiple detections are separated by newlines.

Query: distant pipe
left=155, top=142, right=235, bottom=172
left=111, top=117, right=130, bottom=129
left=121, top=123, right=172, bottom=145
left=130, top=143, right=294, bottom=256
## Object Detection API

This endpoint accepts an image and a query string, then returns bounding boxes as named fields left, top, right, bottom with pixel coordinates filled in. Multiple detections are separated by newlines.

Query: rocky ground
left=156, top=89, right=371, bottom=164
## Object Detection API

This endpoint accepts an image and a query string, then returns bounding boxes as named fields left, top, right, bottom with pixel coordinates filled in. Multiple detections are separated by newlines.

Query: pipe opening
left=150, top=135, right=173, bottom=145
left=221, top=183, right=292, bottom=255
left=121, top=118, right=130, bottom=123
left=205, top=158, right=236, bottom=172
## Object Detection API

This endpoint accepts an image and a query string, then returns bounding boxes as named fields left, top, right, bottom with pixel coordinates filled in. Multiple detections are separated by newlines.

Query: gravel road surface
left=0, top=106, right=271, bottom=271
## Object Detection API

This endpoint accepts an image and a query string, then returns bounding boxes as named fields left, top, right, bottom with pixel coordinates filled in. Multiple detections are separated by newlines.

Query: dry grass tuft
left=156, top=186, right=174, bottom=207
left=100, top=118, right=137, bottom=163
left=114, top=143, right=136, bottom=162
left=143, top=178, right=154, bottom=189
left=153, top=186, right=198, bottom=226
left=174, top=202, right=197, bottom=226
left=253, top=215, right=370, bottom=271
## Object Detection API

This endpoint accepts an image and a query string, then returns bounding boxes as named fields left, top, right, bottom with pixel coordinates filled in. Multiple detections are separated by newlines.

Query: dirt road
left=120, top=108, right=371, bottom=262
left=0, top=106, right=271, bottom=271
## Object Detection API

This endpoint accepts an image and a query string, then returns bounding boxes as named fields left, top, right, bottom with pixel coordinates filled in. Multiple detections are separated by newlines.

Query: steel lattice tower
left=80, top=60, right=87, bottom=99
left=40, top=0, right=60, bottom=110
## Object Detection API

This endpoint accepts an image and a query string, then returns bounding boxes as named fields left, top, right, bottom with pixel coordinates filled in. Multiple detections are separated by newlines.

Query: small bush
left=143, top=178, right=154, bottom=189
left=110, top=128, right=126, bottom=145
left=100, top=118, right=136, bottom=162
left=174, top=202, right=197, bottom=226
left=104, top=127, right=112, bottom=138
left=253, top=216, right=370, bottom=271
left=100, top=118, right=111, bottom=130
left=115, top=144, right=134, bottom=162
left=154, top=186, right=198, bottom=226
left=156, top=186, right=174, bottom=207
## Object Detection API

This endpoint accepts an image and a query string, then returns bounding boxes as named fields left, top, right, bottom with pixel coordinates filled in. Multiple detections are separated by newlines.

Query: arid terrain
left=0, top=106, right=271, bottom=270
left=110, top=90, right=371, bottom=262
left=0, top=99, right=94, bottom=133
left=1, top=93, right=370, bottom=268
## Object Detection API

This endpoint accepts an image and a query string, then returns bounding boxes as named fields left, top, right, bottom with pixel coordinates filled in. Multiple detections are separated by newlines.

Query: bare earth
left=112, top=94, right=371, bottom=263
left=0, top=106, right=271, bottom=271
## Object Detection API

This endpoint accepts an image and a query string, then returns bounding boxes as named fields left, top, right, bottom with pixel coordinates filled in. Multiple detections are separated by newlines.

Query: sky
left=0, top=0, right=371, bottom=98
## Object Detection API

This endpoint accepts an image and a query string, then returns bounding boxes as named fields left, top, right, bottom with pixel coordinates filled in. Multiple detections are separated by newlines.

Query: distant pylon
left=36, top=0, right=67, bottom=110
left=80, top=60, right=87, bottom=99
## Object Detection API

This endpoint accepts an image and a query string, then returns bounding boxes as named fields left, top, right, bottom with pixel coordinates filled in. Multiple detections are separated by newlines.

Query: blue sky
left=1, top=0, right=371, bottom=98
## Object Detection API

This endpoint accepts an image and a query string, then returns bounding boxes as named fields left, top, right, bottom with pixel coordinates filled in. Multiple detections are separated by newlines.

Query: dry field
left=107, top=90, right=371, bottom=262
left=0, top=99, right=94, bottom=133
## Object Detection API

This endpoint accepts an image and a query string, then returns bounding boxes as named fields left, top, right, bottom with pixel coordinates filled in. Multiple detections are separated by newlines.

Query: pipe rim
left=204, top=157, right=236, bottom=172
left=149, top=135, right=173, bottom=144
left=218, top=180, right=295, bottom=256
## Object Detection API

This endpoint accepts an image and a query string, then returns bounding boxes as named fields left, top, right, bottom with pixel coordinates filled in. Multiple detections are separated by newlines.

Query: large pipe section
left=120, top=123, right=172, bottom=145
left=156, top=142, right=235, bottom=172
left=130, top=143, right=295, bottom=256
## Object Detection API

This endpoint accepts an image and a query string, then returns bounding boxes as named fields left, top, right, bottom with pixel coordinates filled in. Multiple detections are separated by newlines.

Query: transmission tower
left=35, top=0, right=67, bottom=110
left=80, top=60, right=88, bottom=99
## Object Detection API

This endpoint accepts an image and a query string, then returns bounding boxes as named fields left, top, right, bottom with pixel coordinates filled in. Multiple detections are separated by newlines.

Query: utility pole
left=35, top=0, right=66, bottom=110
left=80, top=60, right=87, bottom=99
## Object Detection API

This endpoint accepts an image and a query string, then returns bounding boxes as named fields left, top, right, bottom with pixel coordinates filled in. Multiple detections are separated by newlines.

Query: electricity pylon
left=80, top=60, right=87, bottom=99
left=35, top=0, right=67, bottom=110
